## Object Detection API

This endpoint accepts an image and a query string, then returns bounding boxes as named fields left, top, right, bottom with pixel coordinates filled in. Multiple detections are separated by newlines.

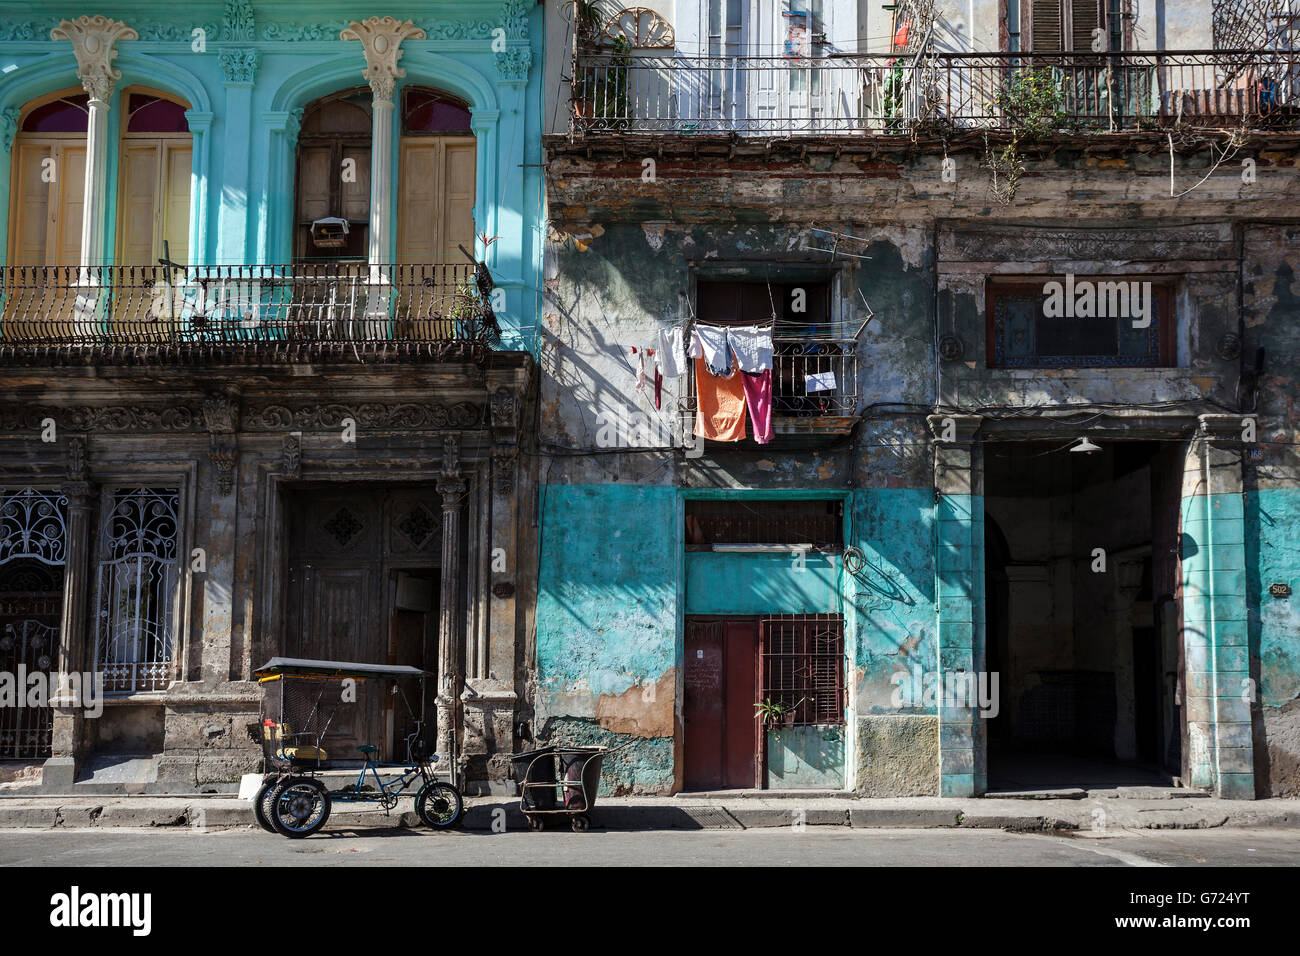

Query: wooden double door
left=683, top=616, right=761, bottom=790
left=283, top=486, right=442, bottom=763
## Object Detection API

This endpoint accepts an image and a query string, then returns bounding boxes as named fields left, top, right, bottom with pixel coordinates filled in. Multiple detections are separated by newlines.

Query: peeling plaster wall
left=543, top=135, right=1300, bottom=797
left=535, top=484, right=679, bottom=793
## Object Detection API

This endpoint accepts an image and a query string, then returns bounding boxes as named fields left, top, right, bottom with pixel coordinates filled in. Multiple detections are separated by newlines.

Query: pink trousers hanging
left=741, top=370, right=774, bottom=444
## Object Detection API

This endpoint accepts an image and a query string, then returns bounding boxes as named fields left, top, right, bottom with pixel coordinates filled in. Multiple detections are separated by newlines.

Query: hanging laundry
left=658, top=325, right=689, bottom=378
left=694, top=324, right=733, bottom=378
left=729, top=325, right=774, bottom=372
left=654, top=365, right=663, bottom=410
left=740, top=369, right=774, bottom=444
left=693, top=356, right=747, bottom=442
left=634, top=349, right=648, bottom=393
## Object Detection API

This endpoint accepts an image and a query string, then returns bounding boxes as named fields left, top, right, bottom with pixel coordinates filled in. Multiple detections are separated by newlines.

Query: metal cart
left=510, top=742, right=629, bottom=832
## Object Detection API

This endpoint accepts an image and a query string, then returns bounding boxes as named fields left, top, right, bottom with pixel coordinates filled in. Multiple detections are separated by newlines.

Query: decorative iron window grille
left=685, top=499, right=843, bottom=550
left=986, top=280, right=1175, bottom=368
left=759, top=614, right=845, bottom=726
left=94, top=488, right=180, bottom=693
left=0, top=488, right=68, bottom=566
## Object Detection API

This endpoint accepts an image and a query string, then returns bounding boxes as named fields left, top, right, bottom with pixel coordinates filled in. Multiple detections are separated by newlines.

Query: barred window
left=94, top=488, right=180, bottom=693
left=759, top=614, right=845, bottom=726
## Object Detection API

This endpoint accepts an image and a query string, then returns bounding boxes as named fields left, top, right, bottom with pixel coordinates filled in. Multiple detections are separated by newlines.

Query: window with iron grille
left=94, top=488, right=180, bottom=693
left=759, top=614, right=845, bottom=726
left=684, top=279, right=859, bottom=432
left=986, top=279, right=1175, bottom=368
left=685, top=499, right=843, bottom=551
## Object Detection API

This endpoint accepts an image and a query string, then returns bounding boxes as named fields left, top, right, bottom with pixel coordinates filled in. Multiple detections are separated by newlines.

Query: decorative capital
left=340, top=16, right=426, bottom=104
left=219, top=47, right=259, bottom=85
left=926, top=413, right=983, bottom=444
left=286, top=106, right=305, bottom=149
left=495, top=46, right=532, bottom=83
left=50, top=16, right=138, bottom=103
left=66, top=437, right=88, bottom=483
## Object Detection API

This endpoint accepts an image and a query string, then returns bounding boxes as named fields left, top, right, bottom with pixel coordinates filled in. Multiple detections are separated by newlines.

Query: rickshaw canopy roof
left=254, top=657, right=431, bottom=680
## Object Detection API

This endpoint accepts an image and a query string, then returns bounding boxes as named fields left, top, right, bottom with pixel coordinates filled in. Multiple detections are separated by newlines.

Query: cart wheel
left=253, top=777, right=279, bottom=833
left=415, top=782, right=464, bottom=829
left=527, top=816, right=545, bottom=832
left=571, top=814, right=591, bottom=833
left=269, top=777, right=331, bottom=838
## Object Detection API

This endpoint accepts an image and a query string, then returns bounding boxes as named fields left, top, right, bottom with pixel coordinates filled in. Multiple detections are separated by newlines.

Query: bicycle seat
left=356, top=745, right=378, bottom=755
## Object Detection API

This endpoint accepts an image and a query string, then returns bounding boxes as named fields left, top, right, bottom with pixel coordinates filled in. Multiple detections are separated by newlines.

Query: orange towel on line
left=693, top=356, right=747, bottom=442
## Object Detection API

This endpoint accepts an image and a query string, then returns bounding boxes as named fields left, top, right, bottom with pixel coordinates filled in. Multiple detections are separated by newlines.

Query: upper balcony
left=570, top=49, right=1300, bottom=138
left=0, top=262, right=500, bottom=365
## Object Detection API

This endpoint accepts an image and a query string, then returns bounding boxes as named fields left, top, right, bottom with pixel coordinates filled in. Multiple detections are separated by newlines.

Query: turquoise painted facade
left=0, top=0, right=543, bottom=350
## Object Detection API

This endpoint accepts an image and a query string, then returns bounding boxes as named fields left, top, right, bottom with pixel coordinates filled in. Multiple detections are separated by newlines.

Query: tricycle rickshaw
left=249, top=657, right=463, bottom=838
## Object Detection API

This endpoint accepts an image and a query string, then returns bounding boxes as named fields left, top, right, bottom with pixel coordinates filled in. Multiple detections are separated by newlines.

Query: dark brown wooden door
left=684, top=616, right=759, bottom=790
left=283, top=487, right=442, bottom=763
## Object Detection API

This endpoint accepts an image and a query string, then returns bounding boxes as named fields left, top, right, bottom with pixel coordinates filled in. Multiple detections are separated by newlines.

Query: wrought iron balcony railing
left=0, top=262, right=498, bottom=362
left=572, top=49, right=1300, bottom=136
left=680, top=329, right=861, bottom=442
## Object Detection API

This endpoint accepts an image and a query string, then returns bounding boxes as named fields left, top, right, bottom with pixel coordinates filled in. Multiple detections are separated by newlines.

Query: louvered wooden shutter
left=1027, top=0, right=1063, bottom=51
left=1071, top=0, right=1102, bottom=52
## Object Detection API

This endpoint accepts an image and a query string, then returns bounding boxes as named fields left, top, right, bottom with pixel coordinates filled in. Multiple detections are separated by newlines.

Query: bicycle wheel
left=415, top=781, right=463, bottom=829
left=269, top=777, right=331, bottom=838
left=253, top=777, right=279, bottom=833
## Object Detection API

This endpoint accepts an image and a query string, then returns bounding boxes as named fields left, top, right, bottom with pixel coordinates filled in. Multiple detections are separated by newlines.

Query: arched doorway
left=7, top=89, right=88, bottom=266
left=115, top=88, right=193, bottom=268
left=0, top=489, right=68, bottom=761
left=294, top=88, right=372, bottom=261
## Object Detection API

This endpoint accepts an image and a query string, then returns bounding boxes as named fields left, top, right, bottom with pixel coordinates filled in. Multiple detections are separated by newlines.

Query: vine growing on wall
left=983, top=69, right=1068, bottom=204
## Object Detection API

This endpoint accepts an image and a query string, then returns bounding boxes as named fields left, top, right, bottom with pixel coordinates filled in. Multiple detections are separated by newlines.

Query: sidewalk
left=0, top=792, right=1296, bottom=832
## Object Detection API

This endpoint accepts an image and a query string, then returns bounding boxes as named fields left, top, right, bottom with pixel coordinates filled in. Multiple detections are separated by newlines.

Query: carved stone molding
left=440, top=434, right=460, bottom=479
left=490, top=387, right=518, bottom=432
left=50, top=16, right=138, bottom=103
left=0, top=108, right=20, bottom=153
left=340, top=16, right=426, bottom=104
left=492, top=457, right=515, bottom=497
left=0, top=405, right=201, bottom=432
left=242, top=402, right=483, bottom=431
left=202, top=392, right=239, bottom=434
left=223, top=0, right=255, bottom=41
left=209, top=438, right=236, bottom=496
left=66, top=438, right=88, bottom=484
left=282, top=433, right=302, bottom=480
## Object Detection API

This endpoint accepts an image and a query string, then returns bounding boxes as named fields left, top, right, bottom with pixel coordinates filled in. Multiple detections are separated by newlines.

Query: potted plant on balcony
left=565, top=0, right=606, bottom=47
left=755, top=697, right=808, bottom=733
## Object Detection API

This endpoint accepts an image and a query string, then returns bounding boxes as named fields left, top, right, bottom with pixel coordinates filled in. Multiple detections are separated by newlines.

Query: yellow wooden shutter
left=162, top=143, right=191, bottom=263
left=118, top=142, right=159, bottom=265
left=55, top=145, right=86, bottom=265
left=11, top=143, right=51, bottom=265
left=397, top=139, right=439, bottom=261
left=441, top=138, right=476, bottom=263
left=397, top=136, right=476, bottom=263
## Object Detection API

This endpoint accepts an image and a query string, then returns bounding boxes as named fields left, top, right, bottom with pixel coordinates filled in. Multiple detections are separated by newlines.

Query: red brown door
left=684, top=616, right=759, bottom=790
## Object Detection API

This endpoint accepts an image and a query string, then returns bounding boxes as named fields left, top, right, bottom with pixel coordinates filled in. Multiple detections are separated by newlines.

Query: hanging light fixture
left=1070, top=437, right=1101, bottom=454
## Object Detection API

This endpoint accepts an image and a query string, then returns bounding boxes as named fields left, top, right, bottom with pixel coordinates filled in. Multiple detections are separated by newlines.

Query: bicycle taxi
left=250, top=657, right=463, bottom=838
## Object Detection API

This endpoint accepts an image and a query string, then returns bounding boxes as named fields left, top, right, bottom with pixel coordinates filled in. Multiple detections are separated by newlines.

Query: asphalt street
left=1, top=826, right=1296, bottom=867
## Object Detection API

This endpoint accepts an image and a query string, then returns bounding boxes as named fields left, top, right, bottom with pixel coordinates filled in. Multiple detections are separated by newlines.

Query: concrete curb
left=0, top=797, right=1295, bottom=832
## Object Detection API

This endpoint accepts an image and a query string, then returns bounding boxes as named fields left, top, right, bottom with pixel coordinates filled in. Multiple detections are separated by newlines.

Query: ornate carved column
left=340, top=17, right=425, bottom=268
left=45, top=439, right=95, bottom=788
left=435, top=435, right=466, bottom=766
left=50, top=16, right=137, bottom=267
